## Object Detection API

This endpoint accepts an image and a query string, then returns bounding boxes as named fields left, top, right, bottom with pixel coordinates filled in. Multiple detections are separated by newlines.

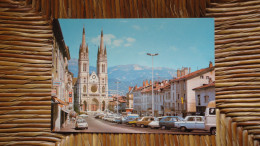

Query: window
left=204, top=95, right=209, bottom=103
left=83, top=85, right=86, bottom=93
left=102, top=64, right=105, bottom=73
left=187, top=117, right=195, bottom=121
left=184, top=94, right=185, bottom=100
left=200, top=75, right=204, bottom=79
left=83, top=63, right=86, bottom=71
left=178, top=94, right=180, bottom=100
left=198, top=95, right=201, bottom=105
left=206, top=76, right=209, bottom=79
left=196, top=117, right=203, bottom=121
left=102, top=86, right=105, bottom=93
left=84, top=78, right=86, bottom=83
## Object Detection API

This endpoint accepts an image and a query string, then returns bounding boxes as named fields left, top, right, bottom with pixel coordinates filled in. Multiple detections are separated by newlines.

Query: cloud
left=126, top=37, right=136, bottom=43
left=91, top=34, right=135, bottom=48
left=169, top=46, right=178, bottom=51
left=91, top=34, right=116, bottom=46
left=189, top=47, right=197, bottom=52
left=137, top=51, right=146, bottom=55
left=132, top=25, right=141, bottom=30
left=124, top=43, right=131, bottom=47
left=113, top=39, right=124, bottom=47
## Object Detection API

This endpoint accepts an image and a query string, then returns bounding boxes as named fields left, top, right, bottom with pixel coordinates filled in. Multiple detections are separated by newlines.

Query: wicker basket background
left=0, top=0, right=259, bottom=145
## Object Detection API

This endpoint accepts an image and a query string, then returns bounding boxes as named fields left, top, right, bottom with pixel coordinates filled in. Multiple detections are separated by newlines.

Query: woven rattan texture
left=0, top=0, right=259, bottom=145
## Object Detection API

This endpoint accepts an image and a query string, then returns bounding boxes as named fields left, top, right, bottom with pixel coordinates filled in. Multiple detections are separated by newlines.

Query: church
left=76, top=27, right=109, bottom=112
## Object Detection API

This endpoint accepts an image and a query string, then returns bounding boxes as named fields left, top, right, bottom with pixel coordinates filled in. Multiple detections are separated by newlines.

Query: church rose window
left=91, top=85, right=97, bottom=93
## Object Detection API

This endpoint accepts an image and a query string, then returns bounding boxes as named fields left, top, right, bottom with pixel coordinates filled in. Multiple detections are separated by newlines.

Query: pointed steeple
left=100, top=29, right=104, bottom=54
left=104, top=46, right=107, bottom=56
left=82, top=26, right=86, bottom=49
left=86, top=44, right=89, bottom=53
left=97, top=46, right=100, bottom=56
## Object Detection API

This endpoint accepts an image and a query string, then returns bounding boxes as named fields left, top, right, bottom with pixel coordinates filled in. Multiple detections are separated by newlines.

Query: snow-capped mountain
left=68, top=59, right=176, bottom=94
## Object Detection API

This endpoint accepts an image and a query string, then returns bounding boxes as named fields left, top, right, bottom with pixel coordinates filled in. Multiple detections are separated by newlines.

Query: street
left=59, top=115, right=210, bottom=135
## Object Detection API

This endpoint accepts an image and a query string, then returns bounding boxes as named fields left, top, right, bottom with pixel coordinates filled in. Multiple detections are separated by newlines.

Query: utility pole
left=115, top=81, right=121, bottom=115
left=147, top=53, right=158, bottom=117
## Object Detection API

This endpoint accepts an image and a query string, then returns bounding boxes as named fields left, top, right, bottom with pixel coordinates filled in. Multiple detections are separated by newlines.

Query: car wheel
left=211, top=128, right=216, bottom=135
left=161, top=126, right=166, bottom=130
left=141, top=124, right=145, bottom=128
left=180, top=126, right=187, bottom=132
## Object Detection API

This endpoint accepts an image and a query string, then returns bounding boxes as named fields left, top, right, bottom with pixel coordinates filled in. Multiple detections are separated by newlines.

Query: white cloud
left=91, top=34, right=135, bottom=48
left=132, top=25, right=141, bottom=30
left=189, top=46, right=197, bottom=52
left=126, top=37, right=136, bottom=43
left=169, top=46, right=178, bottom=51
left=113, top=39, right=124, bottom=47
left=91, top=34, right=116, bottom=46
left=124, top=43, right=131, bottom=47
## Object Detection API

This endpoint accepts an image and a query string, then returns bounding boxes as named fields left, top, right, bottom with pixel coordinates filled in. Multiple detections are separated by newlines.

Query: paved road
left=59, top=116, right=210, bottom=135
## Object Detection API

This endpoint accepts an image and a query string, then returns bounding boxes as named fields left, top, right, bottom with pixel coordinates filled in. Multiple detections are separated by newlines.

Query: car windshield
left=77, top=119, right=86, bottom=123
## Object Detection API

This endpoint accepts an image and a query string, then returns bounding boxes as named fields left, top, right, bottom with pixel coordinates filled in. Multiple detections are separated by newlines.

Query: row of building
left=51, top=20, right=75, bottom=131
left=129, top=62, right=215, bottom=117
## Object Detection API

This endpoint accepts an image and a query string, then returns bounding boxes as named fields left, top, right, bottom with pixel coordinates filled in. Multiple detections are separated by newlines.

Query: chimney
left=143, top=81, right=145, bottom=87
left=150, top=80, right=152, bottom=85
left=129, top=86, right=132, bottom=92
left=177, top=69, right=181, bottom=78
left=209, top=61, right=213, bottom=68
left=181, top=70, right=184, bottom=76
left=189, top=67, right=191, bottom=74
left=146, top=80, right=148, bottom=86
left=184, top=67, right=188, bottom=76
left=135, top=85, right=137, bottom=90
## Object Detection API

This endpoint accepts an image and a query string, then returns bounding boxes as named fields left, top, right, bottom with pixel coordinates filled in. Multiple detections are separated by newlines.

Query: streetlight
left=147, top=53, right=159, bottom=117
left=115, top=81, right=121, bottom=115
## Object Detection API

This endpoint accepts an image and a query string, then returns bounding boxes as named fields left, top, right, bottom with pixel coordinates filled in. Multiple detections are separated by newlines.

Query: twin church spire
left=79, top=27, right=106, bottom=60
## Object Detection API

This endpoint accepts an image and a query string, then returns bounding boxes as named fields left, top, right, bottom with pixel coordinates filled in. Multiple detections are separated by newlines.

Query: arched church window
left=84, top=78, right=86, bottom=83
left=83, top=85, right=86, bottom=93
left=102, top=86, right=105, bottom=93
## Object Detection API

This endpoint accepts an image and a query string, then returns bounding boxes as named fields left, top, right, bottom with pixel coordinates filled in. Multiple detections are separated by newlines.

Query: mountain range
left=68, top=58, right=176, bottom=94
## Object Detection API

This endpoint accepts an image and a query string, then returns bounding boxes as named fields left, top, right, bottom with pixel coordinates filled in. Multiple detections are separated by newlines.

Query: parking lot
left=59, top=115, right=210, bottom=135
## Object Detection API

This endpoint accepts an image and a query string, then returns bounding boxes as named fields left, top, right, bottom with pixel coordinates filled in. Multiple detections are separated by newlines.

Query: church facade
left=77, top=27, right=109, bottom=112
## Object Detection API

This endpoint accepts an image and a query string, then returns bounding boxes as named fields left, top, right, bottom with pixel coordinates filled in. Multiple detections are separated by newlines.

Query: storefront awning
left=52, top=97, right=68, bottom=106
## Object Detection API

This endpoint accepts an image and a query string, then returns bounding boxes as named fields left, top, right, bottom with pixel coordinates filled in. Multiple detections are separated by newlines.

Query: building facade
left=171, top=62, right=215, bottom=117
left=77, top=28, right=109, bottom=112
left=193, top=82, right=215, bottom=115
left=51, top=20, right=71, bottom=131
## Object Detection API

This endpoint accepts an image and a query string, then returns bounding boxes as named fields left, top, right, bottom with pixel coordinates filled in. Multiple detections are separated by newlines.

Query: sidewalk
left=59, top=121, right=76, bottom=132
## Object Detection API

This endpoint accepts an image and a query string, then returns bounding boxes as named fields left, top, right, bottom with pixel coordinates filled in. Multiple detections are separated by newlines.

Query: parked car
left=114, top=116, right=126, bottom=124
left=136, top=116, right=155, bottom=128
left=175, top=116, right=205, bottom=132
left=129, top=117, right=141, bottom=127
left=148, top=117, right=163, bottom=129
left=159, top=116, right=183, bottom=130
left=79, top=114, right=88, bottom=119
left=122, top=114, right=139, bottom=124
left=75, top=118, right=88, bottom=130
left=205, top=101, right=216, bottom=135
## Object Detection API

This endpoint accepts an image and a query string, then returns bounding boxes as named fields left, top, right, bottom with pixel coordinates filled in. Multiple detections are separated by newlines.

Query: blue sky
left=59, top=18, right=214, bottom=71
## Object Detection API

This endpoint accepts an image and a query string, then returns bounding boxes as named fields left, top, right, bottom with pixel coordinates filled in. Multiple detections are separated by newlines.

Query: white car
left=175, top=116, right=205, bottom=132
left=148, top=117, right=163, bottom=129
left=75, top=119, right=88, bottom=130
